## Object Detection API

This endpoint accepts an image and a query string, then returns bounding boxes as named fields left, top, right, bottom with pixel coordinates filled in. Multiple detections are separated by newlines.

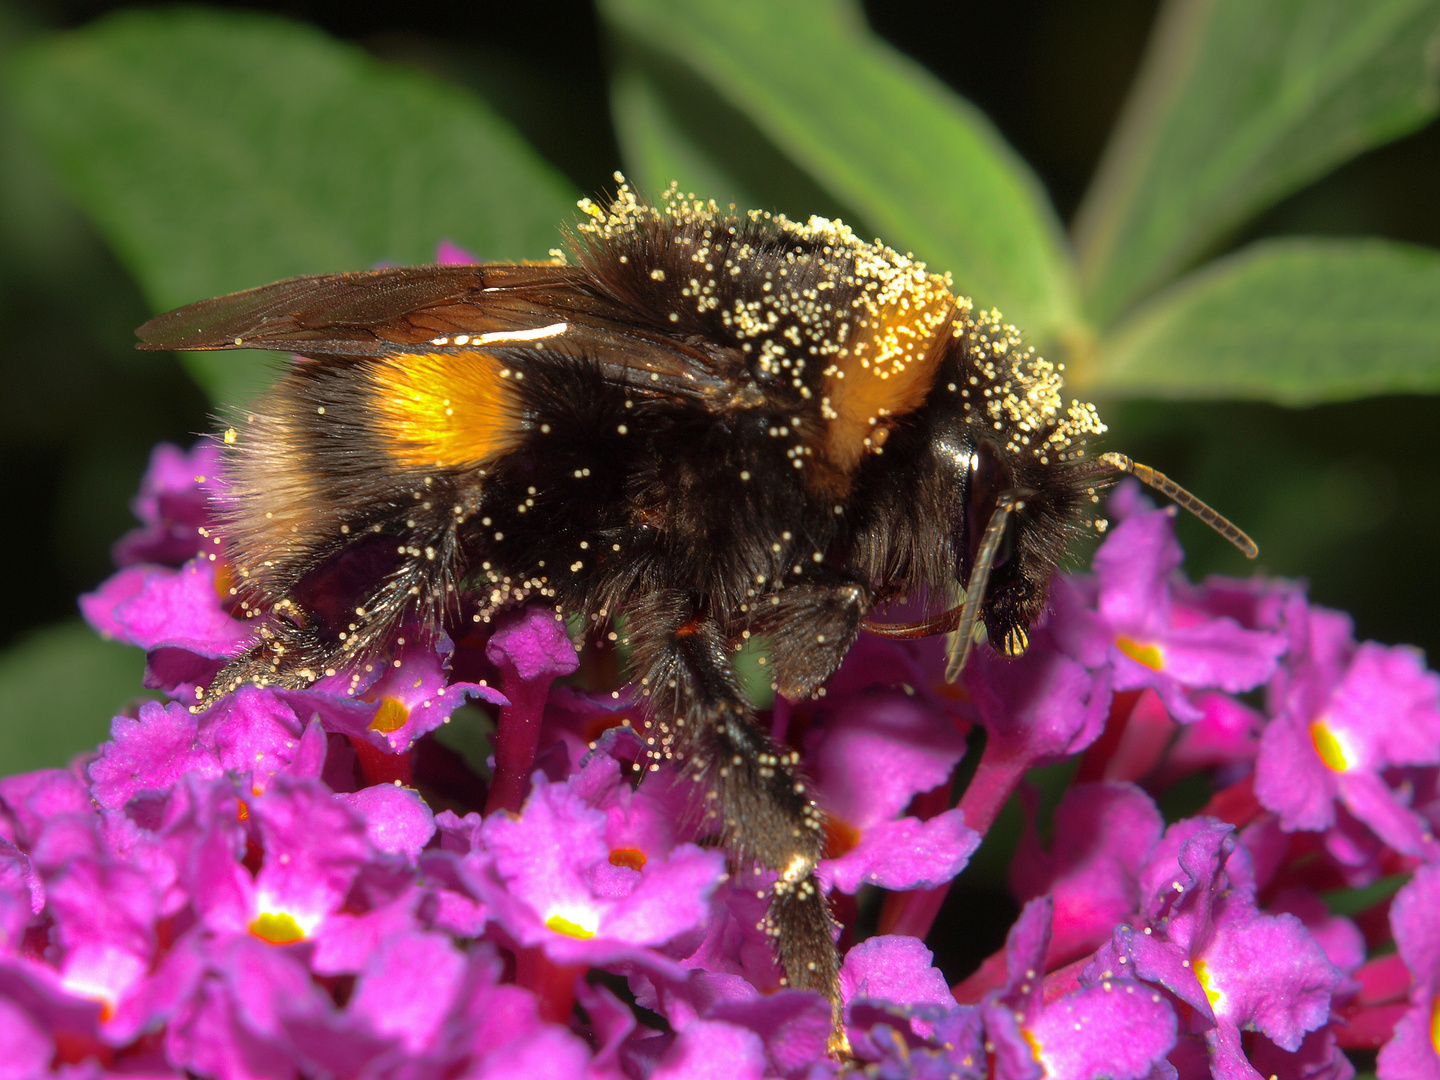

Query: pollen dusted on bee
left=136, top=171, right=1134, bottom=1056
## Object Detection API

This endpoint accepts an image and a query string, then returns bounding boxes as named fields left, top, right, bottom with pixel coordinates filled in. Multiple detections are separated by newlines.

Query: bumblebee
left=137, top=180, right=1253, bottom=1048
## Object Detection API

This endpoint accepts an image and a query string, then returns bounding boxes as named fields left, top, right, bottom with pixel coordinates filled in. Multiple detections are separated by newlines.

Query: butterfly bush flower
left=1, top=447, right=1434, bottom=1078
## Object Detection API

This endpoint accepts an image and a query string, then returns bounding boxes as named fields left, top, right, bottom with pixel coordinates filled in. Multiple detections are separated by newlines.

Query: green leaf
left=1089, top=238, right=1440, bottom=404
left=1320, top=873, right=1407, bottom=917
left=0, top=621, right=150, bottom=774
left=608, top=41, right=853, bottom=225
left=9, top=7, right=577, bottom=406
left=598, top=0, right=1081, bottom=345
left=1074, top=0, right=1440, bottom=325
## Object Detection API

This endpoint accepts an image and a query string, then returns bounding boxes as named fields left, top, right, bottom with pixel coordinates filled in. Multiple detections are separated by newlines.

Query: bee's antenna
left=944, top=492, right=1022, bottom=682
left=1097, top=452, right=1258, bottom=559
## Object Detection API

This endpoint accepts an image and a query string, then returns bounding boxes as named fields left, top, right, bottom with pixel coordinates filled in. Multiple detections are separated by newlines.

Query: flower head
left=2, top=442, right=1433, bottom=1076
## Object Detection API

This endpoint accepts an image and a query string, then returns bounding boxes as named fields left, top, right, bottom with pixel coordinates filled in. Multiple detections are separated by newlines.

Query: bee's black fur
left=139, top=185, right=1107, bottom=1047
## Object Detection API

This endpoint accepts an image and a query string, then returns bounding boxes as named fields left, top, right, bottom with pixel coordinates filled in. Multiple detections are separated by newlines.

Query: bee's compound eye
left=965, top=439, right=1015, bottom=574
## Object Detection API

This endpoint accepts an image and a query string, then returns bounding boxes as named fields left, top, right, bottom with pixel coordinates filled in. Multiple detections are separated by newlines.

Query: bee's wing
left=136, top=263, right=742, bottom=404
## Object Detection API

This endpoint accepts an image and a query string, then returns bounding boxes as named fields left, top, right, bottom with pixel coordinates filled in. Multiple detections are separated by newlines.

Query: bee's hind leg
left=627, top=592, right=848, bottom=1055
left=199, top=518, right=464, bottom=710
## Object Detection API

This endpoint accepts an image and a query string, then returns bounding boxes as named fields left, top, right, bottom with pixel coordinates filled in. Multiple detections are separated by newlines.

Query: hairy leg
left=202, top=516, right=463, bottom=708
left=626, top=592, right=847, bottom=1052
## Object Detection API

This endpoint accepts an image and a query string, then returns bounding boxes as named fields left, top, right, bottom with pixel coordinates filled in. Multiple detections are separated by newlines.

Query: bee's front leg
left=626, top=591, right=848, bottom=1055
left=745, top=579, right=872, bottom=700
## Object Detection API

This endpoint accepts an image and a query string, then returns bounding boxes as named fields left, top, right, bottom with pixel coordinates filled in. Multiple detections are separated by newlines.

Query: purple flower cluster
left=3, top=440, right=1438, bottom=1079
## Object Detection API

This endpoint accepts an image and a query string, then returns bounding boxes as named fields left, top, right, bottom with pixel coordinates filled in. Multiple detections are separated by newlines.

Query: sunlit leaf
left=1090, top=238, right=1440, bottom=404
left=1074, top=0, right=1440, bottom=324
left=10, top=7, right=577, bottom=405
left=599, top=0, right=1081, bottom=345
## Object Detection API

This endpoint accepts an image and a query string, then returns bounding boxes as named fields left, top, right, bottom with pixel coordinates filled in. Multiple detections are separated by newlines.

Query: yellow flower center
left=545, top=914, right=596, bottom=940
left=250, top=912, right=305, bottom=944
left=1430, top=994, right=1440, bottom=1054
left=608, top=848, right=647, bottom=871
left=1193, top=957, right=1225, bottom=1013
left=1021, top=1027, right=1043, bottom=1063
left=1115, top=636, right=1164, bottom=670
left=1309, top=720, right=1350, bottom=772
left=368, top=697, right=410, bottom=733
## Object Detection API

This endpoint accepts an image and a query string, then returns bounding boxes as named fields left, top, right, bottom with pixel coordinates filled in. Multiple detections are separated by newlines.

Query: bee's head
left=951, top=431, right=1093, bottom=672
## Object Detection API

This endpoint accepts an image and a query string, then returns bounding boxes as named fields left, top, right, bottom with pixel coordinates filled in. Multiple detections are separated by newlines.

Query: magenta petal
left=0, top=770, right=91, bottom=848
left=251, top=777, right=370, bottom=929
left=1150, top=617, right=1286, bottom=695
left=1093, top=494, right=1181, bottom=637
left=89, top=702, right=223, bottom=811
left=1255, top=711, right=1338, bottom=832
left=0, top=995, right=53, bottom=1077
left=311, top=891, right=420, bottom=975
left=1026, top=981, right=1176, bottom=1080
left=480, top=774, right=724, bottom=960
left=822, top=809, right=978, bottom=892
left=809, top=694, right=966, bottom=827
left=1330, top=642, right=1440, bottom=768
left=980, top=998, right=1045, bottom=1080
left=486, top=606, right=580, bottom=683
left=706, top=989, right=833, bottom=1076
left=0, top=841, right=43, bottom=924
left=651, top=1019, right=769, bottom=1080
left=841, top=935, right=956, bottom=1043
left=1378, top=1004, right=1440, bottom=1080
left=966, top=645, right=1107, bottom=758
left=81, top=559, right=250, bottom=657
left=352, top=635, right=507, bottom=752
left=435, top=240, right=479, bottom=264
left=203, top=687, right=309, bottom=790
left=112, top=441, right=223, bottom=568
left=1202, top=909, right=1341, bottom=1052
left=346, top=929, right=467, bottom=1052
left=1086, top=926, right=1212, bottom=1021
left=1267, top=888, right=1365, bottom=976
left=1248, top=1025, right=1355, bottom=1080
left=491, top=1027, right=596, bottom=1080
left=1378, top=865, right=1440, bottom=1080
left=1010, top=782, right=1163, bottom=966
left=47, top=856, right=158, bottom=986
left=334, top=785, right=435, bottom=862
left=1337, top=769, right=1436, bottom=859
left=1391, top=864, right=1440, bottom=997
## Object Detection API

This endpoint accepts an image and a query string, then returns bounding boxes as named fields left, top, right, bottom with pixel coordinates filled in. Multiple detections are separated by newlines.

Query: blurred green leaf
left=0, top=620, right=148, bottom=774
left=608, top=42, right=851, bottom=225
left=1074, top=0, right=1440, bottom=325
left=1090, top=238, right=1440, bottom=404
left=599, top=0, right=1081, bottom=345
left=9, top=7, right=577, bottom=406
left=1321, top=873, right=1407, bottom=917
